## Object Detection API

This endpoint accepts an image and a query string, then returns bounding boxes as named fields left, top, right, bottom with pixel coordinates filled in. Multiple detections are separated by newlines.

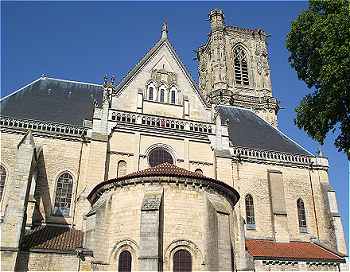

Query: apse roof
left=246, top=239, right=345, bottom=262
left=217, top=105, right=311, bottom=156
left=0, top=77, right=103, bottom=127
left=87, top=163, right=240, bottom=206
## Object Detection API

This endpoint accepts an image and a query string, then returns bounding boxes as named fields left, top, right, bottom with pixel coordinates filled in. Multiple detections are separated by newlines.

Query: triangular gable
left=114, top=36, right=208, bottom=107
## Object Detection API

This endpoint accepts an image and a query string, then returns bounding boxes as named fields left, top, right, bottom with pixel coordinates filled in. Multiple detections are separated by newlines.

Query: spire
left=161, top=21, right=168, bottom=39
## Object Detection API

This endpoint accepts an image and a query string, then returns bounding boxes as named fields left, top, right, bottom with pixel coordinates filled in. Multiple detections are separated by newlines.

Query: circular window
left=148, top=147, right=174, bottom=167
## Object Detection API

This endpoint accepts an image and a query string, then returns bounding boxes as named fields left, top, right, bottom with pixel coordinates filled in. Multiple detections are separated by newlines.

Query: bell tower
left=197, top=9, right=279, bottom=127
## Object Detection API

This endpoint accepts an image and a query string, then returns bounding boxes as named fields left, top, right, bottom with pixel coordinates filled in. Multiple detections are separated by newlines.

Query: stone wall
left=16, top=251, right=79, bottom=271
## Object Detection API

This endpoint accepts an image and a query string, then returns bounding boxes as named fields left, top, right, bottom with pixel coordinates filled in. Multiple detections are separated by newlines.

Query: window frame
left=233, top=45, right=250, bottom=86
left=0, top=164, right=7, bottom=201
left=245, top=194, right=256, bottom=229
left=52, top=171, right=75, bottom=218
left=173, top=249, right=192, bottom=272
left=117, top=160, right=127, bottom=178
left=118, top=250, right=132, bottom=272
left=297, top=198, right=308, bottom=233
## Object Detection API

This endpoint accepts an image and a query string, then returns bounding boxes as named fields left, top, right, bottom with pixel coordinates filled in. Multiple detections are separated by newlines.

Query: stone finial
left=18, top=129, right=35, bottom=149
left=209, top=9, right=225, bottom=31
left=161, top=21, right=168, bottom=39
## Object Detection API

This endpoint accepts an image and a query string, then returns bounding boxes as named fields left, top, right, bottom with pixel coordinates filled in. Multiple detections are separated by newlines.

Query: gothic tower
left=197, top=9, right=279, bottom=126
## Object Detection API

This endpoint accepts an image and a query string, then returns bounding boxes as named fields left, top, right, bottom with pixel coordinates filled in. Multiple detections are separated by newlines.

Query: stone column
left=139, top=191, right=163, bottom=271
left=0, top=131, right=37, bottom=271
left=267, top=170, right=290, bottom=242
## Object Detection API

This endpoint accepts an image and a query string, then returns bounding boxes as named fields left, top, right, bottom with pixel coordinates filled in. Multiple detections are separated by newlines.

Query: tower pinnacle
left=161, top=21, right=168, bottom=39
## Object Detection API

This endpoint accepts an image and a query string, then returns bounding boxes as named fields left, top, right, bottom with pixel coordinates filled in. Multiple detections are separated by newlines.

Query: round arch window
left=148, top=147, right=174, bottom=167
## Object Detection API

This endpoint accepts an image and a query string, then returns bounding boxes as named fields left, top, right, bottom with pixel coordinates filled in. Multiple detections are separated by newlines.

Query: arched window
left=0, top=165, right=6, bottom=201
left=148, top=147, right=174, bottom=167
left=173, top=249, right=192, bottom=272
left=170, top=88, right=176, bottom=104
left=53, top=172, right=73, bottom=217
left=148, top=86, right=154, bottom=100
left=234, top=46, right=249, bottom=86
left=118, top=250, right=132, bottom=272
left=117, top=160, right=127, bottom=178
left=195, top=169, right=203, bottom=174
left=159, top=88, right=165, bottom=103
left=297, top=198, right=307, bottom=232
left=245, top=194, right=255, bottom=228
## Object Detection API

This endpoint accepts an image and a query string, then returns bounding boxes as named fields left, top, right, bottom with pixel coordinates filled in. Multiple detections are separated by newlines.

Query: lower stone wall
left=253, top=260, right=340, bottom=271
left=16, top=251, right=79, bottom=271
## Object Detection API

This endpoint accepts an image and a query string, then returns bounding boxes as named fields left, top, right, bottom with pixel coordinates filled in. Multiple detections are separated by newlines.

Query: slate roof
left=217, top=105, right=311, bottom=155
left=1, top=77, right=103, bottom=127
left=21, top=225, right=83, bottom=252
left=246, top=239, right=345, bottom=262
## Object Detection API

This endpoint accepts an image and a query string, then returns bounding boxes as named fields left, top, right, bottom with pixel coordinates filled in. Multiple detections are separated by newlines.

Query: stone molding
left=110, top=109, right=214, bottom=135
left=88, top=176, right=239, bottom=208
left=1, top=116, right=87, bottom=139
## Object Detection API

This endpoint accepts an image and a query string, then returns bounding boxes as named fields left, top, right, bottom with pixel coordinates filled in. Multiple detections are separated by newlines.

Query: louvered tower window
left=118, top=250, right=132, bottom=272
left=53, top=172, right=73, bottom=217
left=0, top=165, right=6, bottom=201
left=245, top=194, right=255, bottom=228
left=234, top=46, right=249, bottom=85
left=173, top=249, right=192, bottom=272
left=297, top=198, right=307, bottom=232
left=148, top=147, right=174, bottom=167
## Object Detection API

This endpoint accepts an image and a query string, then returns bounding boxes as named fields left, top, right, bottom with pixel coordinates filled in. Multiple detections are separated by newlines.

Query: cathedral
left=0, top=9, right=347, bottom=271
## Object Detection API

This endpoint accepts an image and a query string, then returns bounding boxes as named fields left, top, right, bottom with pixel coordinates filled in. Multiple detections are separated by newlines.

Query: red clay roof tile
left=246, top=239, right=345, bottom=262
left=21, top=225, right=83, bottom=252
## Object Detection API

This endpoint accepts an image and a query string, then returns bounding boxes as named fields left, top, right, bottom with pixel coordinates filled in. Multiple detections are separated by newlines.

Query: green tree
left=286, top=0, right=350, bottom=158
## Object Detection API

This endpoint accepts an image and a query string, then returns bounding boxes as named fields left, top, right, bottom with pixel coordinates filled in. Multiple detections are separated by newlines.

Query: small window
left=148, top=147, right=174, bottom=167
left=234, top=46, right=249, bottom=85
left=149, top=86, right=154, bottom=100
left=160, top=88, right=165, bottom=103
left=0, top=165, right=6, bottom=201
left=245, top=194, right=255, bottom=229
left=297, top=198, right=307, bottom=232
left=53, top=172, right=73, bottom=217
left=173, top=249, right=192, bottom=272
left=171, top=89, right=176, bottom=104
left=118, top=250, right=132, bottom=272
left=195, top=169, right=203, bottom=174
left=117, top=160, right=127, bottom=178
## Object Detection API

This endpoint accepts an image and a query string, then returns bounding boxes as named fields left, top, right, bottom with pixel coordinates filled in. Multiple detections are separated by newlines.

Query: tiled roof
left=246, top=239, right=345, bottom=262
left=87, top=163, right=240, bottom=206
left=217, top=106, right=311, bottom=155
left=122, top=162, right=208, bottom=180
left=21, top=225, right=83, bottom=252
left=1, top=77, right=103, bottom=127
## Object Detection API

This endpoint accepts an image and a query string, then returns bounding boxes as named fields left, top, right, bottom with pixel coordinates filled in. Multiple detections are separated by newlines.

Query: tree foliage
left=286, top=0, right=350, bottom=158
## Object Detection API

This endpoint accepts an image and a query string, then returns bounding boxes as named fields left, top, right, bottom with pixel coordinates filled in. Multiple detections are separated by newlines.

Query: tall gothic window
left=148, top=147, right=174, bottom=167
left=245, top=194, right=255, bottom=228
left=234, top=46, right=249, bottom=86
left=173, top=249, right=192, bottom=272
left=53, top=172, right=73, bottom=217
left=118, top=250, right=132, bottom=272
left=297, top=198, right=307, bottom=232
left=0, top=165, right=6, bottom=201
left=170, top=88, right=176, bottom=104
left=160, top=88, right=165, bottom=103
left=117, top=160, right=127, bottom=178
left=148, top=86, right=154, bottom=100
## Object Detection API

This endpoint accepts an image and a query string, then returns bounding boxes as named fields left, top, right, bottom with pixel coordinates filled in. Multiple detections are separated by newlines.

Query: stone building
left=0, top=9, right=347, bottom=271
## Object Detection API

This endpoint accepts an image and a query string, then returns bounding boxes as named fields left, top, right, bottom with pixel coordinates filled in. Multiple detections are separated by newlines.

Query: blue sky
left=2, top=2, right=348, bottom=247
